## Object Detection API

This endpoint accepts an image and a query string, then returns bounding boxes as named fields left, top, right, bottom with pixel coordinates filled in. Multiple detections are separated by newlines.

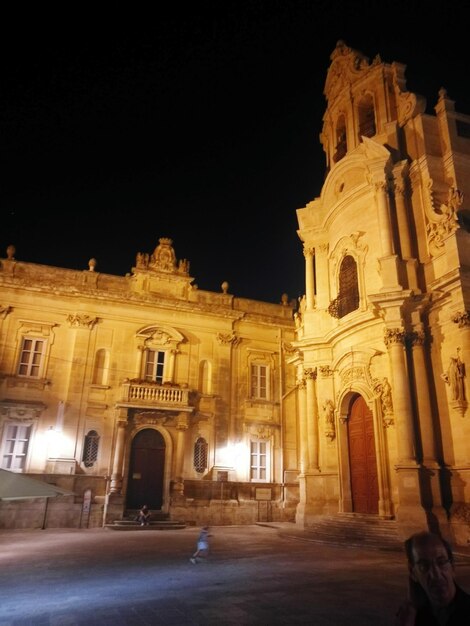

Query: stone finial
left=88, top=258, right=97, bottom=272
left=281, top=293, right=289, bottom=306
left=6, top=245, right=15, bottom=260
left=221, top=281, right=229, bottom=294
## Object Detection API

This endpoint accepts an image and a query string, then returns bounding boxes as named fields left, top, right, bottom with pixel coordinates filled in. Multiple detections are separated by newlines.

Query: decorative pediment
left=136, top=325, right=185, bottom=350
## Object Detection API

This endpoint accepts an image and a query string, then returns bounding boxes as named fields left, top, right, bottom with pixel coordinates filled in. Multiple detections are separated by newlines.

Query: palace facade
left=0, top=238, right=298, bottom=528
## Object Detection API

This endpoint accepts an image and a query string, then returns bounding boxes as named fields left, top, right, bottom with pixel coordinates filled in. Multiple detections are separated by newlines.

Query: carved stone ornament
left=0, top=305, right=12, bottom=320
left=66, top=314, right=98, bottom=329
left=452, top=311, right=470, bottom=328
left=424, top=182, right=463, bottom=256
left=451, top=502, right=470, bottom=524
left=392, top=64, right=426, bottom=127
left=324, top=40, right=370, bottom=105
left=319, top=365, right=334, bottom=377
left=304, top=367, right=317, bottom=380
left=244, top=423, right=273, bottom=439
left=340, top=367, right=365, bottom=386
left=384, top=328, right=405, bottom=346
left=216, top=332, right=240, bottom=346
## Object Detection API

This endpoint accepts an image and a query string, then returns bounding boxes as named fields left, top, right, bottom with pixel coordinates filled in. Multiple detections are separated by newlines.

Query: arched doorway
left=127, top=429, right=165, bottom=510
left=347, top=395, right=379, bottom=514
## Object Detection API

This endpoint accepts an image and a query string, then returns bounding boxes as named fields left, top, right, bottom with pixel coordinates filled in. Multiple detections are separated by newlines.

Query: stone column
left=384, top=328, right=416, bottom=465
left=297, top=373, right=309, bottom=473
left=304, top=246, right=315, bottom=310
left=315, top=243, right=330, bottom=310
left=175, top=413, right=189, bottom=481
left=375, top=181, right=394, bottom=257
left=409, top=329, right=436, bottom=464
left=410, top=328, right=448, bottom=528
left=110, top=413, right=128, bottom=493
left=393, top=178, right=412, bottom=260
left=305, top=367, right=319, bottom=470
left=385, top=328, right=428, bottom=533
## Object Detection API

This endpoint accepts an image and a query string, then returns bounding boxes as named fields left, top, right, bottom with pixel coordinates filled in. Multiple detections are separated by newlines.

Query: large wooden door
left=127, top=429, right=165, bottom=510
left=348, top=395, right=379, bottom=514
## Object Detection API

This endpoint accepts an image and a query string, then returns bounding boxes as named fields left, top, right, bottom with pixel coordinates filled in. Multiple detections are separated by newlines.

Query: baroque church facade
left=1, top=41, right=470, bottom=547
left=293, top=41, right=470, bottom=546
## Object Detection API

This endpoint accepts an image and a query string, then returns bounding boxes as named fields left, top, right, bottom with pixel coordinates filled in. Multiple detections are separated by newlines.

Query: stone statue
left=323, top=399, right=336, bottom=441
left=380, top=377, right=393, bottom=415
left=442, top=350, right=466, bottom=402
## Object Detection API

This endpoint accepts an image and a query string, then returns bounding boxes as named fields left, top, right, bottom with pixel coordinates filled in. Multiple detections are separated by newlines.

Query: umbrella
left=0, top=469, right=74, bottom=500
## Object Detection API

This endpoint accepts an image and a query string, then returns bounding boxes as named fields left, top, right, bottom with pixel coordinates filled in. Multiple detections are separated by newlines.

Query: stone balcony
left=119, top=380, right=192, bottom=411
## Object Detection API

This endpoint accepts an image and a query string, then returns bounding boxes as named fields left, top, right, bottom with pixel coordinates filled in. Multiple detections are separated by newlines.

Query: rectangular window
left=250, top=364, right=268, bottom=399
left=144, top=350, right=166, bottom=383
left=18, top=338, right=45, bottom=378
left=250, top=440, right=268, bottom=481
left=1, top=423, right=32, bottom=470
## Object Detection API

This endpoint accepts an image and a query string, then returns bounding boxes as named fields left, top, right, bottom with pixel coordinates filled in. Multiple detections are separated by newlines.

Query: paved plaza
left=1, top=523, right=470, bottom=626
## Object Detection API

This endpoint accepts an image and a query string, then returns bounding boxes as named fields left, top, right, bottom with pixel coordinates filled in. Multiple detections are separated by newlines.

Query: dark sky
left=2, top=2, right=470, bottom=304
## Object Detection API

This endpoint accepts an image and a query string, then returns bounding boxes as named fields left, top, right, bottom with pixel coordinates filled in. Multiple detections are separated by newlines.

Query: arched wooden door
left=347, top=395, right=379, bottom=514
left=127, top=429, right=165, bottom=510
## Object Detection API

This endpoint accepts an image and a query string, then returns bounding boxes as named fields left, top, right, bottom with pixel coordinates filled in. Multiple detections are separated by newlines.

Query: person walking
left=190, top=526, right=212, bottom=564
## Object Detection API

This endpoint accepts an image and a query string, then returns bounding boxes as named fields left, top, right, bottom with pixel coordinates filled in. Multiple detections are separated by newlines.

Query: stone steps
left=105, top=510, right=186, bottom=530
left=292, top=514, right=402, bottom=551
left=105, top=520, right=187, bottom=530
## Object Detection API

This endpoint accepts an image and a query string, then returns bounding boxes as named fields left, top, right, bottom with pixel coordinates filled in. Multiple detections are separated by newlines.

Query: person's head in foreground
left=405, top=531, right=456, bottom=608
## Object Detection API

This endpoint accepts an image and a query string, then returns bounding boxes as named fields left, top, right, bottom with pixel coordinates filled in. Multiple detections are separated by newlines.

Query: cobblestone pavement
left=1, top=523, right=470, bottom=626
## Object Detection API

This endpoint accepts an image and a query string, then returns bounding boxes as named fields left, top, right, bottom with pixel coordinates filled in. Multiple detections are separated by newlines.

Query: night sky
left=2, top=2, right=470, bottom=304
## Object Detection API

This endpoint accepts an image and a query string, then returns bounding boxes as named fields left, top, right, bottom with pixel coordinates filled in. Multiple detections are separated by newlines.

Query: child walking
left=190, top=526, right=212, bottom=564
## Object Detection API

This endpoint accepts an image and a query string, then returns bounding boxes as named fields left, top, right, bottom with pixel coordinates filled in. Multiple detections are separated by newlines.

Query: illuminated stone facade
left=0, top=238, right=298, bottom=528
left=293, top=41, right=470, bottom=546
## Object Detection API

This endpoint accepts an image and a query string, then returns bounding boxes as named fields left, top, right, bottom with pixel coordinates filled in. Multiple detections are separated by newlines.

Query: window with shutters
left=1, top=423, right=32, bottom=470
left=250, top=364, right=269, bottom=400
left=250, top=439, right=270, bottom=482
left=17, top=338, right=46, bottom=378
left=143, top=350, right=167, bottom=384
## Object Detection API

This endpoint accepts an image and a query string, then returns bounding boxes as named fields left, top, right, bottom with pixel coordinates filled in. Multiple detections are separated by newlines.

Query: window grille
left=82, top=430, right=99, bottom=468
left=193, top=437, right=208, bottom=473
left=328, top=255, right=359, bottom=318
